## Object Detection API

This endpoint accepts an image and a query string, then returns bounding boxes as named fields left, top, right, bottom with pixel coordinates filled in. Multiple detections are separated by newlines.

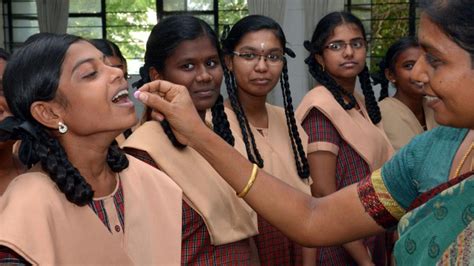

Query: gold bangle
left=237, top=164, right=259, bottom=198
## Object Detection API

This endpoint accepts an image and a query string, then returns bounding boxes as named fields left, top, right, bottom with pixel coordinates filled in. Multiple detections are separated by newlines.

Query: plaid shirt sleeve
left=0, top=245, right=29, bottom=265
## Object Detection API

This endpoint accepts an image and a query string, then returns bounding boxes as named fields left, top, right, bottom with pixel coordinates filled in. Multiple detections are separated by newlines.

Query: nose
left=254, top=55, right=269, bottom=72
left=411, top=56, right=429, bottom=89
left=107, top=64, right=125, bottom=83
left=196, top=66, right=213, bottom=83
left=342, top=44, right=354, bottom=58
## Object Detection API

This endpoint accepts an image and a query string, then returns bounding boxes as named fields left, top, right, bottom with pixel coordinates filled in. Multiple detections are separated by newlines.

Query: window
left=345, top=0, right=418, bottom=71
left=2, top=0, right=247, bottom=74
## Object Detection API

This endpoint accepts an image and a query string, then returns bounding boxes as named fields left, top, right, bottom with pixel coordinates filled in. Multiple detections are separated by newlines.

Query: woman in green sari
left=133, top=0, right=473, bottom=264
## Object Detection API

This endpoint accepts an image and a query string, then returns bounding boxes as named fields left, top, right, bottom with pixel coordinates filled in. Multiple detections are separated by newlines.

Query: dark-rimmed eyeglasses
left=324, top=39, right=366, bottom=52
left=232, top=51, right=284, bottom=65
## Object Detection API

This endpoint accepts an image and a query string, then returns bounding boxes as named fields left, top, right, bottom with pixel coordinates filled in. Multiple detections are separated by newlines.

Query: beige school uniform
left=379, top=97, right=438, bottom=151
left=0, top=155, right=182, bottom=265
left=121, top=121, right=258, bottom=245
left=296, top=85, right=394, bottom=172
left=225, top=104, right=312, bottom=195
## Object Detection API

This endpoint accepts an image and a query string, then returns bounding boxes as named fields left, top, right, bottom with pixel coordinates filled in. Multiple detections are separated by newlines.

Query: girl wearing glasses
left=121, top=16, right=258, bottom=265
left=221, top=15, right=312, bottom=265
left=374, top=37, right=438, bottom=151
left=296, top=12, right=393, bottom=265
left=135, top=0, right=474, bottom=263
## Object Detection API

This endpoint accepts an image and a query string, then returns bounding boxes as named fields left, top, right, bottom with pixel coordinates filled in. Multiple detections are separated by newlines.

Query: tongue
left=113, top=95, right=129, bottom=103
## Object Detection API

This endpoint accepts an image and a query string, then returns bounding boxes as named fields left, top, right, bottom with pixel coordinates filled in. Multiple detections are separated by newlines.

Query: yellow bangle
left=237, top=164, right=259, bottom=198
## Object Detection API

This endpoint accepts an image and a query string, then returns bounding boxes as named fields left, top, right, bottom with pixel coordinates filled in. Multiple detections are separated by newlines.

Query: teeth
left=112, top=89, right=128, bottom=103
left=424, top=95, right=439, bottom=101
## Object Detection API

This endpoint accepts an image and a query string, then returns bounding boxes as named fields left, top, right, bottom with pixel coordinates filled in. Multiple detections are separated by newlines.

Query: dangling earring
left=58, top=121, right=68, bottom=134
left=322, top=64, right=326, bottom=72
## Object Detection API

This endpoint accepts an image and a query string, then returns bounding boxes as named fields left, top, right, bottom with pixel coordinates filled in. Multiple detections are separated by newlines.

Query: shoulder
left=3, top=171, right=58, bottom=200
left=122, top=155, right=182, bottom=193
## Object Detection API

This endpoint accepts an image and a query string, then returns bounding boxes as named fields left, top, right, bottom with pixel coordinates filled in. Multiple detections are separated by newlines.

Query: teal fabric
left=380, top=126, right=469, bottom=209
left=394, top=175, right=474, bottom=265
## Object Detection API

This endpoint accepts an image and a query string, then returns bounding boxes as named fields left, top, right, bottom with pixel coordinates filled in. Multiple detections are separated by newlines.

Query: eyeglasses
left=324, top=39, right=366, bottom=52
left=232, top=51, right=284, bottom=65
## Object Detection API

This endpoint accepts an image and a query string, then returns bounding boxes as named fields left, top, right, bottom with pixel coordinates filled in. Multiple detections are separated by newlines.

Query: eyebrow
left=328, top=37, right=365, bottom=43
left=71, top=55, right=106, bottom=74
left=238, top=46, right=283, bottom=52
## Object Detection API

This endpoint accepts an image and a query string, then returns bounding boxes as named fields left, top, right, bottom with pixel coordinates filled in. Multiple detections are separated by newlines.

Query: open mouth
left=112, top=89, right=129, bottom=103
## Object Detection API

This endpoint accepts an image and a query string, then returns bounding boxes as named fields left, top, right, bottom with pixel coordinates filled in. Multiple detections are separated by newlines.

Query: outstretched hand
left=134, top=79, right=206, bottom=146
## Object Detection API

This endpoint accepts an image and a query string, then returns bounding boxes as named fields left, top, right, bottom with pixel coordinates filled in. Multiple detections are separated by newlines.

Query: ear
left=224, top=55, right=233, bottom=72
left=385, top=68, right=396, bottom=84
left=315, top=54, right=325, bottom=68
left=30, top=101, right=65, bottom=130
left=149, top=67, right=163, bottom=81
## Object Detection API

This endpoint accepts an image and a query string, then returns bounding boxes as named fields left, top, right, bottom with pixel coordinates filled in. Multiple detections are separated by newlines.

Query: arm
left=134, top=81, right=386, bottom=247
left=308, top=152, right=373, bottom=265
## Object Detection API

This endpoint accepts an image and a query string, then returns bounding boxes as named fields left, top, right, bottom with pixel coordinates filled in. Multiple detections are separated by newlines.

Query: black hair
left=304, top=11, right=381, bottom=124
left=0, top=34, right=128, bottom=206
left=419, top=0, right=474, bottom=65
left=372, top=37, right=419, bottom=101
left=135, top=15, right=234, bottom=148
left=0, top=48, right=9, bottom=61
left=222, top=15, right=309, bottom=179
left=89, top=39, right=126, bottom=63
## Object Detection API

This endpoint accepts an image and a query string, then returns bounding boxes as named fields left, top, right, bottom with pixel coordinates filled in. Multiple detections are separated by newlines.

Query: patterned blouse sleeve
left=301, top=108, right=341, bottom=155
left=356, top=134, right=424, bottom=229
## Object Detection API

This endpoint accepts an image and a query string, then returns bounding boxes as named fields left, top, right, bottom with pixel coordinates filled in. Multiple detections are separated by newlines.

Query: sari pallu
left=358, top=170, right=474, bottom=265
left=394, top=172, right=474, bottom=265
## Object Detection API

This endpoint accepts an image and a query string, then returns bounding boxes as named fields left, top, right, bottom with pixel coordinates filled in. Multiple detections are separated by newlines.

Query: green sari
left=396, top=173, right=473, bottom=265
left=357, top=126, right=473, bottom=264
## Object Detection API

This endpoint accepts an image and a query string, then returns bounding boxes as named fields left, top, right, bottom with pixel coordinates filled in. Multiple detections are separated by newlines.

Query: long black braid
left=211, top=94, right=235, bottom=146
left=224, top=68, right=264, bottom=167
left=279, top=59, right=310, bottom=178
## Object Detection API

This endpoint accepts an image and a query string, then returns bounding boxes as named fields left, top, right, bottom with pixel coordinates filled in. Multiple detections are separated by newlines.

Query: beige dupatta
left=225, top=104, right=312, bottom=195
left=379, top=97, right=438, bottom=151
left=296, top=86, right=394, bottom=171
left=121, top=121, right=258, bottom=245
left=0, top=155, right=182, bottom=265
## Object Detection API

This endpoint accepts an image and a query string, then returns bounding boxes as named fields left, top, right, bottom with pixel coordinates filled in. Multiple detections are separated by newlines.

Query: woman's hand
left=134, top=79, right=206, bottom=146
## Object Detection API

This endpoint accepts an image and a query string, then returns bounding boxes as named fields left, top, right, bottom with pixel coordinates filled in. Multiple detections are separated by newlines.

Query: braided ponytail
left=224, top=69, right=264, bottom=167
left=358, top=66, right=382, bottom=124
left=211, top=94, right=235, bottom=146
left=279, top=60, right=310, bottom=179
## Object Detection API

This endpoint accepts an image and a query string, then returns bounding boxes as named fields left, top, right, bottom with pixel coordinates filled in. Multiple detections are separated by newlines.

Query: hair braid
left=161, top=119, right=186, bottom=149
left=31, top=126, right=94, bottom=206
left=280, top=61, right=310, bottom=179
left=211, top=94, right=235, bottom=146
left=224, top=69, right=264, bottom=167
left=305, top=55, right=357, bottom=110
left=359, top=66, right=382, bottom=124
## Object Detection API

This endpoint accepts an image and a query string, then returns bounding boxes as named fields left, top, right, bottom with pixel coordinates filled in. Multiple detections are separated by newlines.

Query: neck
left=197, top=110, right=206, bottom=122
left=333, top=76, right=356, bottom=94
left=236, top=89, right=268, bottom=128
left=59, top=133, right=118, bottom=197
left=394, top=91, right=425, bottom=124
left=0, top=144, right=20, bottom=195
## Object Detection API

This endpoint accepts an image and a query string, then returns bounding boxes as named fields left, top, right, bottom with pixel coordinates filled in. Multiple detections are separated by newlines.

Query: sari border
left=408, top=170, right=474, bottom=211
left=357, top=169, right=405, bottom=229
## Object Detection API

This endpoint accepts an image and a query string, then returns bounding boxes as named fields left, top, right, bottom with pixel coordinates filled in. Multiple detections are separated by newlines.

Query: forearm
left=189, top=125, right=384, bottom=246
